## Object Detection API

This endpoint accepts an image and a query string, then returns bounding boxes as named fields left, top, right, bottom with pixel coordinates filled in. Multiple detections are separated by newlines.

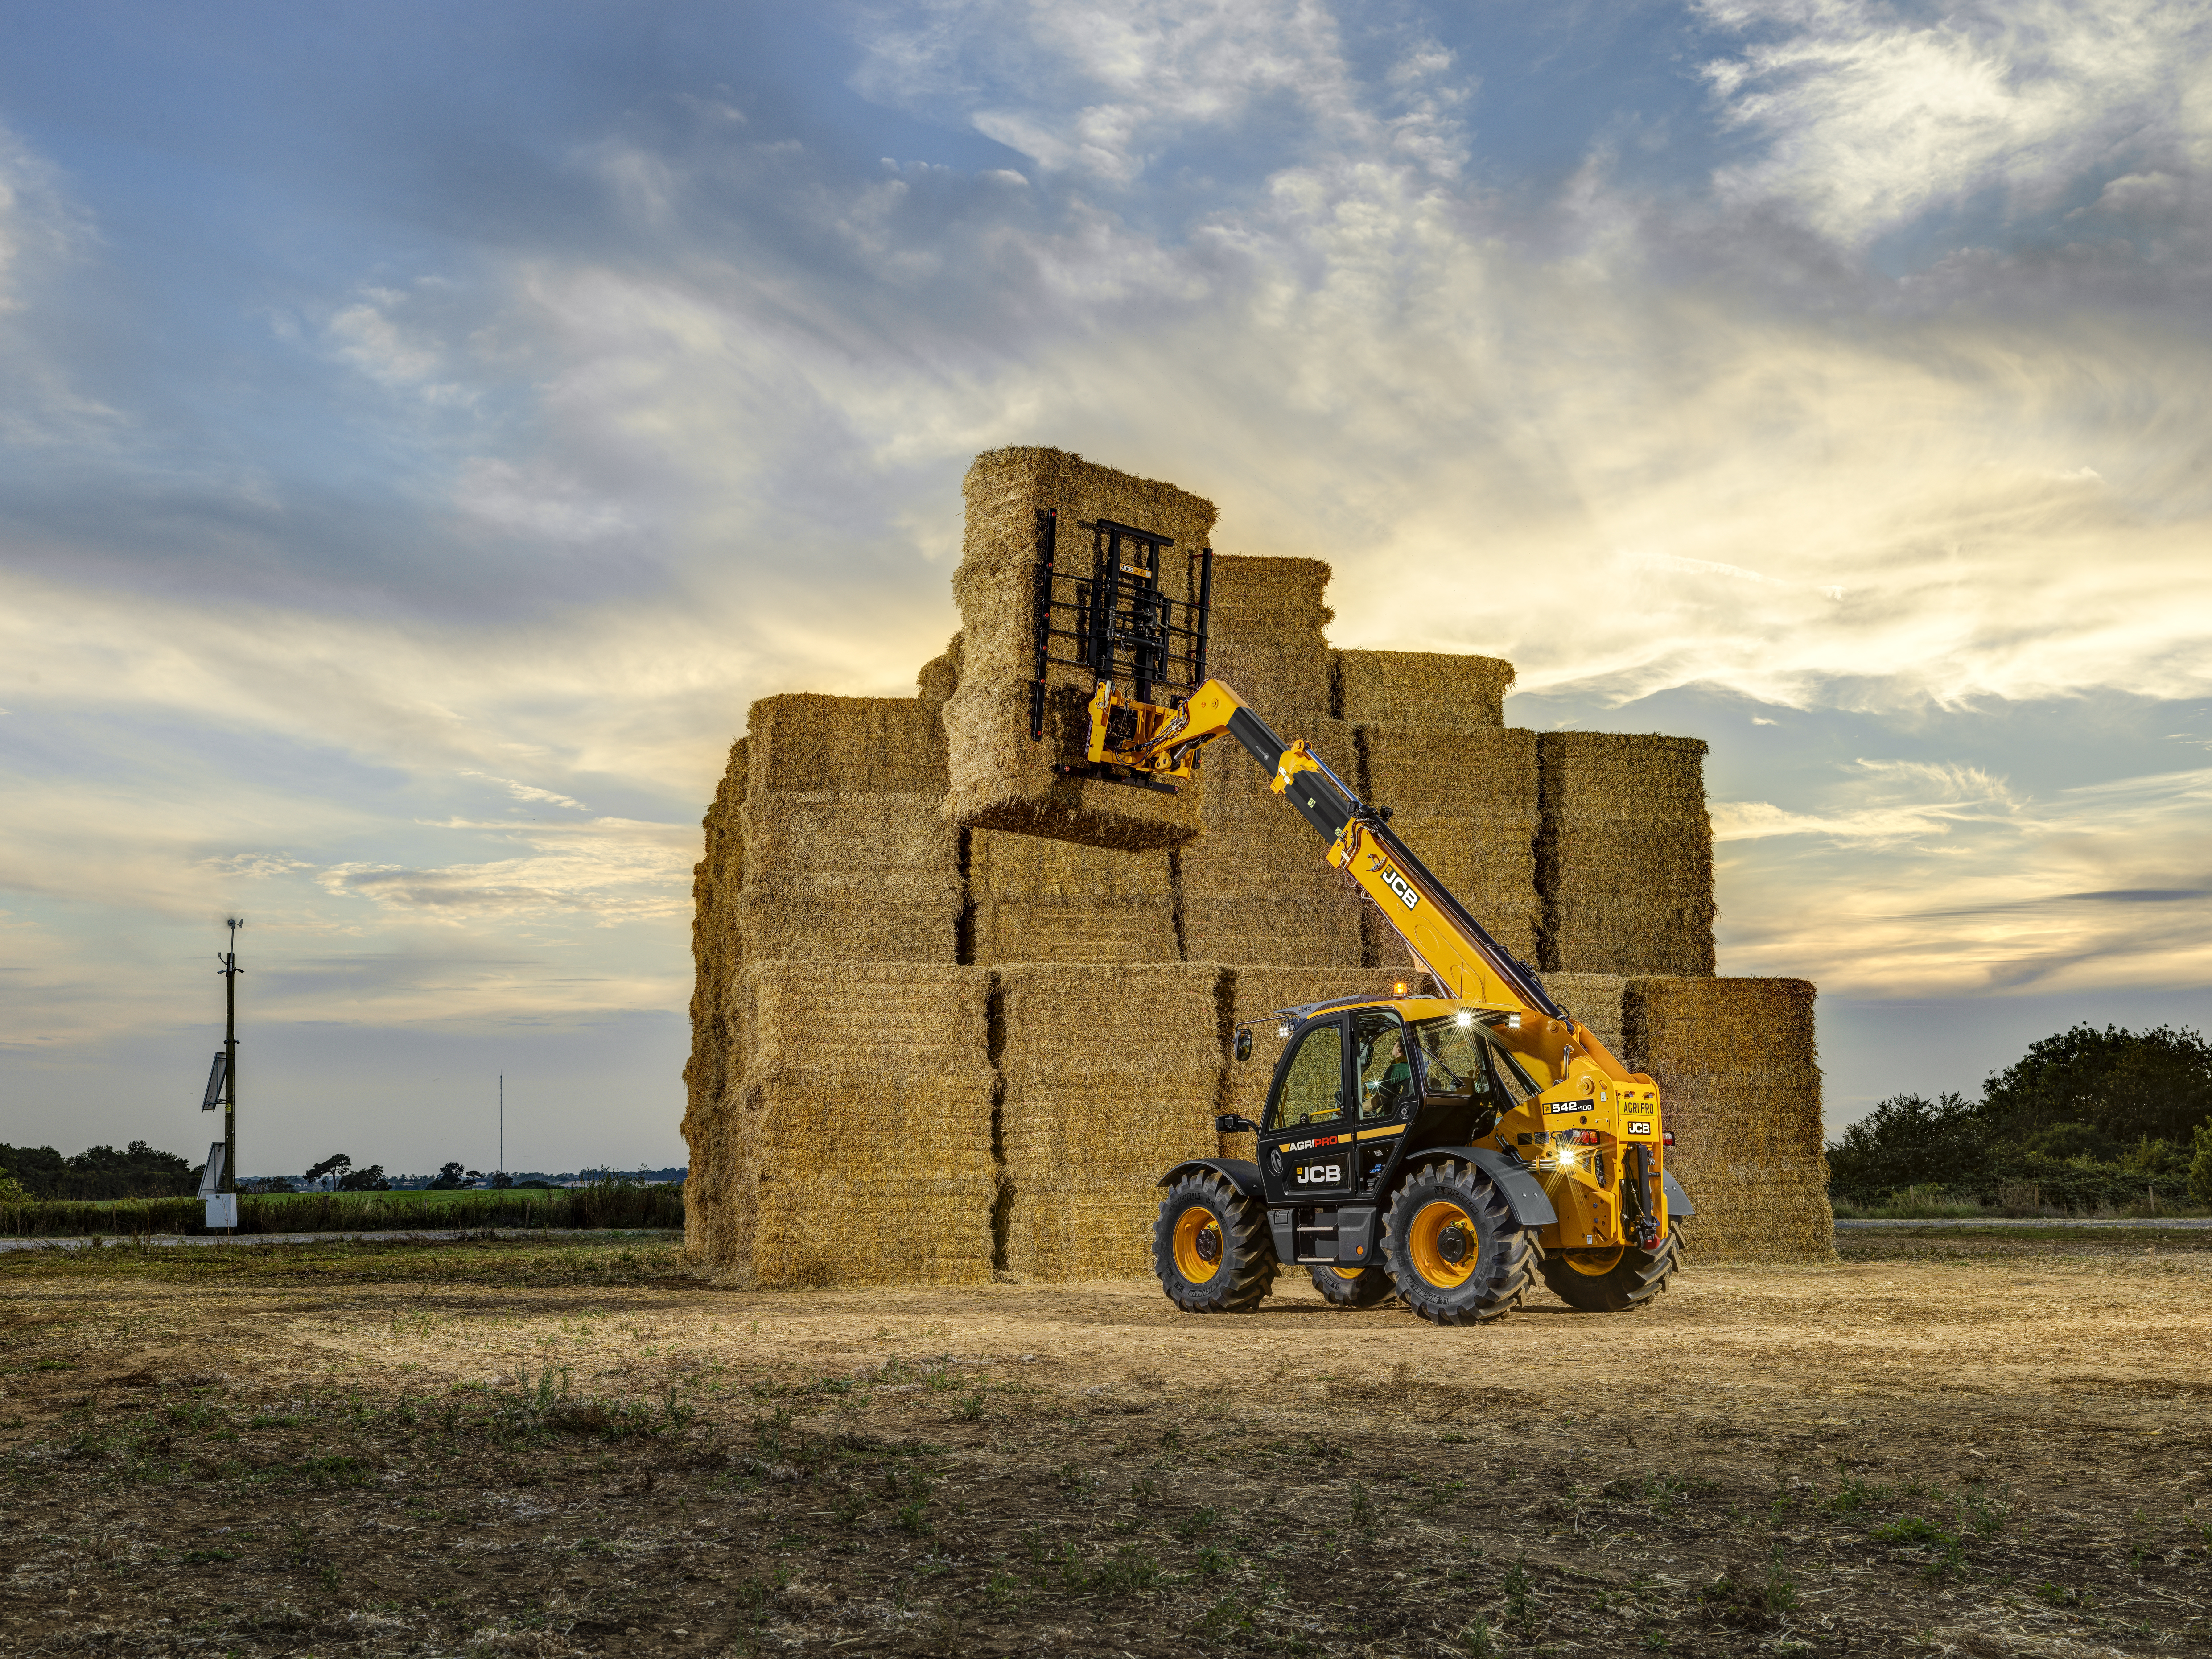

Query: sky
left=2, top=0, right=2208, bottom=1177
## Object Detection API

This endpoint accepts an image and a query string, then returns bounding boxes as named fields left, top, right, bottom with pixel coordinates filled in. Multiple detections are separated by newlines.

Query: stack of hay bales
left=966, top=831, right=1180, bottom=964
left=1356, top=725, right=1540, bottom=974
left=996, top=963, right=1226, bottom=1279
left=1537, top=732, right=1716, bottom=977
left=739, top=695, right=962, bottom=964
left=680, top=737, right=749, bottom=1266
left=1623, top=976, right=1834, bottom=1263
left=725, top=961, right=997, bottom=1286
left=1217, top=966, right=1408, bottom=1160
left=683, top=446, right=1836, bottom=1283
left=1178, top=555, right=1368, bottom=966
left=940, top=447, right=1214, bottom=852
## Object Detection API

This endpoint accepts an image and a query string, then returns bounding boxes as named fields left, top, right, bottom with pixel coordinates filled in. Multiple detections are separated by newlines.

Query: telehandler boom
left=1091, top=673, right=1694, bottom=1325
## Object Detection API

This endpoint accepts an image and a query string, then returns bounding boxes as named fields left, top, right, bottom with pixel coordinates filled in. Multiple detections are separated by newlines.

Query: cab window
left=1265, top=1022, right=1344, bottom=1129
left=1353, top=1011, right=1413, bottom=1119
left=1411, top=1017, right=1492, bottom=1102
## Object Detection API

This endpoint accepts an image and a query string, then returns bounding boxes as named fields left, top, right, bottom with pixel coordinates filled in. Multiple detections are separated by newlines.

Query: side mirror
left=1214, top=1113, right=1258, bottom=1135
left=1233, top=1027, right=1254, bottom=1062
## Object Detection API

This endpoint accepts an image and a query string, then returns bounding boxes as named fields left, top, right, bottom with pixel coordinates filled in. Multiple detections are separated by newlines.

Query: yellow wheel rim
left=1330, top=1265, right=1366, bottom=1281
left=1408, top=1200, right=1479, bottom=1288
left=1561, top=1246, right=1625, bottom=1276
left=1172, top=1206, right=1224, bottom=1284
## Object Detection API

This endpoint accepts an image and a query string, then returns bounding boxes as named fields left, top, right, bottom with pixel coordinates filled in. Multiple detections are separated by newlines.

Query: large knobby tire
left=1154, top=1171, right=1278, bottom=1313
left=1381, top=1160, right=1539, bottom=1326
left=1308, top=1263, right=1394, bottom=1308
left=1541, top=1227, right=1685, bottom=1312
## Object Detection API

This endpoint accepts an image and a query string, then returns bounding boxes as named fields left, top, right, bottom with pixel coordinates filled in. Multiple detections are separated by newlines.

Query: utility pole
left=220, top=918, right=243, bottom=1232
left=498, top=1072, right=504, bottom=1179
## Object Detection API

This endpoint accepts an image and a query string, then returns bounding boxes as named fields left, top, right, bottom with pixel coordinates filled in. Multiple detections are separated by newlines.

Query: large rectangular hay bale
left=681, top=736, right=748, bottom=1266
left=1537, top=732, right=1716, bottom=978
left=942, top=447, right=1216, bottom=851
left=1623, top=976, right=1834, bottom=1264
left=996, top=962, right=1226, bottom=1281
left=748, top=693, right=950, bottom=796
left=1334, top=649, right=1513, bottom=726
left=719, top=961, right=997, bottom=1286
left=966, top=829, right=1178, bottom=965
left=1216, top=966, right=1409, bottom=1159
left=738, top=694, right=961, bottom=963
left=1178, top=716, right=1365, bottom=967
left=1205, top=554, right=1335, bottom=718
left=1357, top=725, right=1540, bottom=971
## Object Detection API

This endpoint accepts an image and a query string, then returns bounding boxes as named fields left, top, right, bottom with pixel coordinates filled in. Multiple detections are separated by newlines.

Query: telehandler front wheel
left=1540, top=1228, right=1683, bottom=1312
left=1308, top=1264, right=1394, bottom=1308
left=1381, top=1160, right=1539, bottom=1326
left=1153, top=1171, right=1278, bottom=1314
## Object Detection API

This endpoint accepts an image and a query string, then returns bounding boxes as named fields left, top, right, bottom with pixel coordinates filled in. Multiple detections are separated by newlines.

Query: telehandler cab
left=1027, top=512, right=1692, bottom=1325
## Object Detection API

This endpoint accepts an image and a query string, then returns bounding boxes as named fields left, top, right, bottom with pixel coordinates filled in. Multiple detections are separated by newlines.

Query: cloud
left=1697, top=0, right=2212, bottom=245
left=318, top=817, right=695, bottom=922
left=1717, top=760, right=2212, bottom=995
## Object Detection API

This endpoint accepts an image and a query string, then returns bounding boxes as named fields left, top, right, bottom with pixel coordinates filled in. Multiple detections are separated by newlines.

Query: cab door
left=1257, top=1016, right=1356, bottom=1207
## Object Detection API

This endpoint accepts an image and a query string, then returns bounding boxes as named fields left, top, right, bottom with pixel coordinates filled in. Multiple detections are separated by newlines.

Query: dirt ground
left=3, top=1228, right=2209, bottom=1657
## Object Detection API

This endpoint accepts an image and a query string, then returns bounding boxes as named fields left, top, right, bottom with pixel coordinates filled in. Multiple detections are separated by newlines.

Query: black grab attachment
left=1030, top=509, right=1214, bottom=748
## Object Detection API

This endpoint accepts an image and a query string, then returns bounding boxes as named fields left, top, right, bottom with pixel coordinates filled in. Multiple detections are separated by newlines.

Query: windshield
left=1410, top=1018, right=1491, bottom=1100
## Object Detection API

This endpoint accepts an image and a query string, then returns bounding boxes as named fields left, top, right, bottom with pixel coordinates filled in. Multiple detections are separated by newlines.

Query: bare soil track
left=2, top=1228, right=2208, bottom=1657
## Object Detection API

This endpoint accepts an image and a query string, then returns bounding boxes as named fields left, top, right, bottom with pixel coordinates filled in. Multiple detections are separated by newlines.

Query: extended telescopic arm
left=1103, top=677, right=1637, bottom=1086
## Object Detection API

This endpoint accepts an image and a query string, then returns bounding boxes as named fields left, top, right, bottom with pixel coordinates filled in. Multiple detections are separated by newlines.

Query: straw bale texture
left=1334, top=649, right=1513, bottom=727
left=1179, top=716, right=1365, bottom=967
left=749, top=693, right=950, bottom=796
left=719, top=962, right=996, bottom=1287
left=1539, top=972, right=1625, bottom=1062
left=1216, top=967, right=1409, bottom=1160
left=738, top=694, right=960, bottom=965
left=681, top=738, right=748, bottom=1265
left=1356, top=725, right=1540, bottom=971
left=996, top=963, right=1226, bottom=1279
left=1623, top=976, right=1834, bottom=1264
left=942, top=447, right=1215, bottom=851
left=1537, top=732, right=1716, bottom=978
left=965, top=830, right=1178, bottom=965
left=1204, top=555, right=1335, bottom=718
left=916, top=632, right=961, bottom=709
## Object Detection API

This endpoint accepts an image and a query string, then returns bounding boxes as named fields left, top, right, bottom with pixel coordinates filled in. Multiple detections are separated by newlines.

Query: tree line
left=1827, top=1023, right=2212, bottom=1208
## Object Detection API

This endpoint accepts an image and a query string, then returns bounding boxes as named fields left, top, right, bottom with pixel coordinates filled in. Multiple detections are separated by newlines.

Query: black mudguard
left=1402, top=1146, right=1560, bottom=1229
left=1157, top=1158, right=1265, bottom=1202
left=1663, top=1169, right=1696, bottom=1217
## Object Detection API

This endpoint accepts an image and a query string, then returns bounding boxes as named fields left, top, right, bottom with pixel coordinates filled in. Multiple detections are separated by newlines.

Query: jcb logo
left=1294, top=1164, right=1343, bottom=1184
left=1381, top=867, right=1419, bottom=911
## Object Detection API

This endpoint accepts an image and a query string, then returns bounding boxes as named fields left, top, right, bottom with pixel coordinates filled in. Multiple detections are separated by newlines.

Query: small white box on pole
left=205, top=1193, right=238, bottom=1229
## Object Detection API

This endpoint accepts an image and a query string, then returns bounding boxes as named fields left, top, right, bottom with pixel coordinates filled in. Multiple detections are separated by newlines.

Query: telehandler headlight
left=1454, top=1009, right=1475, bottom=1029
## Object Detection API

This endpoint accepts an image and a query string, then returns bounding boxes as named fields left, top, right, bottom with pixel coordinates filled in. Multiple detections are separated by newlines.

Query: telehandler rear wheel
left=1308, top=1264, right=1394, bottom=1308
left=1540, top=1229, right=1682, bottom=1312
left=1381, top=1160, right=1538, bottom=1326
left=1153, top=1171, right=1278, bottom=1313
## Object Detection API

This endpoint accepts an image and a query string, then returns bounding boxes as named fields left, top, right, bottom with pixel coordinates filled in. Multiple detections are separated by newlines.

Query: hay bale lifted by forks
left=942, top=447, right=1216, bottom=852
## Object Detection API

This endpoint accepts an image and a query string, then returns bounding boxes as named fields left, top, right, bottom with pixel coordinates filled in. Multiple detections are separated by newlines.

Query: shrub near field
left=1828, top=1023, right=2212, bottom=1212
left=0, top=1181, right=684, bottom=1238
